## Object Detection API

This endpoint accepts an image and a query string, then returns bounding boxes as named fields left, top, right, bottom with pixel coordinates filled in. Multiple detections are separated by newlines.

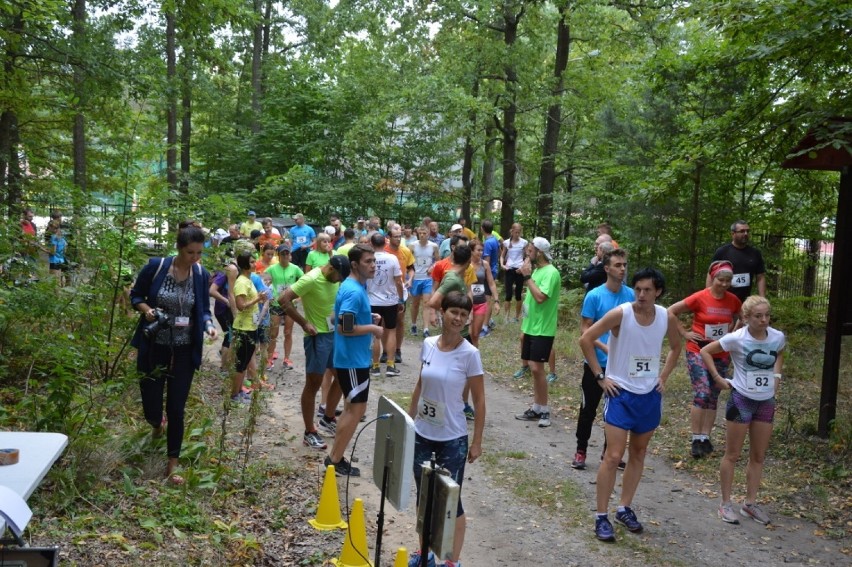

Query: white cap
left=450, top=224, right=463, bottom=232
left=532, top=237, right=552, bottom=261
left=213, top=228, right=228, bottom=242
left=324, top=225, right=336, bottom=235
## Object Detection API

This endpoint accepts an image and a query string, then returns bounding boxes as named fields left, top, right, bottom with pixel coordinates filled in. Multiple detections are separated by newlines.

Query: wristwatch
left=596, top=372, right=605, bottom=382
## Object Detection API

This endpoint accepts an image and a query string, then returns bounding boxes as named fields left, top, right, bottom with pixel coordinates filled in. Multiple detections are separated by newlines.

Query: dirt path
left=249, top=329, right=847, bottom=566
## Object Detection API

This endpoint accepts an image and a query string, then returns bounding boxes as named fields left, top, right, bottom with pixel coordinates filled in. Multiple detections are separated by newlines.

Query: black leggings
left=139, top=344, right=195, bottom=458
left=504, top=268, right=524, bottom=301
left=576, top=362, right=606, bottom=453
left=233, top=329, right=258, bottom=372
left=215, top=310, right=234, bottom=348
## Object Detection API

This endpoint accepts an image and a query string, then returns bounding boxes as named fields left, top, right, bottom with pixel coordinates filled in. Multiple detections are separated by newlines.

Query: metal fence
left=757, top=233, right=833, bottom=315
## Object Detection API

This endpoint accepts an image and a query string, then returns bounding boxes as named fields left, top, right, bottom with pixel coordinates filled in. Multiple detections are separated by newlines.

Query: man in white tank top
left=578, top=268, right=682, bottom=543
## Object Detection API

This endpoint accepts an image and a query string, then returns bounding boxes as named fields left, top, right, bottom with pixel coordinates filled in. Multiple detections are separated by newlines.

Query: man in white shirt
left=367, top=233, right=404, bottom=376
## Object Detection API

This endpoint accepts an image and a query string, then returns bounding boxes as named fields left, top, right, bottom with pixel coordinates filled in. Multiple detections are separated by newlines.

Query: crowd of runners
left=17, top=208, right=785, bottom=565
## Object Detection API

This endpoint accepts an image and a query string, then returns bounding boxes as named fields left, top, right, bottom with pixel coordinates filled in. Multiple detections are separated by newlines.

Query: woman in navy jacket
left=130, top=227, right=217, bottom=484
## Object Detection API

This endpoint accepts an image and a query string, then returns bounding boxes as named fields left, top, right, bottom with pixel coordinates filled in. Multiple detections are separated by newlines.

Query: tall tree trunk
left=481, top=121, right=497, bottom=222
left=71, top=0, right=87, bottom=196
left=251, top=0, right=262, bottom=135
left=499, top=5, right=524, bottom=236
left=180, top=51, right=191, bottom=192
left=537, top=4, right=571, bottom=241
left=1, top=11, right=24, bottom=215
left=461, top=78, right=479, bottom=222
left=166, top=8, right=178, bottom=191
left=687, top=163, right=702, bottom=293
left=560, top=168, right=574, bottom=239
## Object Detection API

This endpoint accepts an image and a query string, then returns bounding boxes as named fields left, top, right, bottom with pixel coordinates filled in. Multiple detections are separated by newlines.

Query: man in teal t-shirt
left=515, top=237, right=561, bottom=428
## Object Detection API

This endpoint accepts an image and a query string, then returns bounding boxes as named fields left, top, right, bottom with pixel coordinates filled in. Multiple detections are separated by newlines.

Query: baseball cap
left=532, top=237, right=553, bottom=261
left=324, top=225, right=336, bottom=236
left=276, top=244, right=291, bottom=254
left=213, top=228, right=228, bottom=242
left=329, top=255, right=351, bottom=279
left=357, top=216, right=366, bottom=222
left=450, top=224, right=463, bottom=232
left=248, top=210, right=256, bottom=216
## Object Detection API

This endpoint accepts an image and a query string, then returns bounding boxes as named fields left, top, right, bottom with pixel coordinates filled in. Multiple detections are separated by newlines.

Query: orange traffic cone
left=308, top=465, right=348, bottom=531
left=393, top=547, right=408, bottom=567
left=331, top=498, right=373, bottom=567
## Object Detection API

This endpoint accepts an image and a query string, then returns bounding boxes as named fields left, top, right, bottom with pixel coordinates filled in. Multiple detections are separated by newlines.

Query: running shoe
left=479, top=327, right=490, bottom=338
left=370, top=366, right=382, bottom=376
left=303, top=431, right=327, bottom=450
left=316, top=404, right=344, bottom=418
left=691, top=439, right=704, bottom=459
left=740, top=502, right=770, bottom=525
left=443, top=560, right=461, bottom=567
left=595, top=515, right=616, bottom=542
left=380, top=352, right=388, bottom=364
left=512, top=366, right=530, bottom=379
left=422, top=328, right=430, bottom=338
left=266, top=360, right=275, bottom=372
left=282, top=358, right=294, bottom=370
left=718, top=501, right=740, bottom=524
left=538, top=412, right=551, bottom=428
left=230, top=393, right=249, bottom=405
left=463, top=404, right=475, bottom=421
left=514, top=408, right=542, bottom=422
left=618, top=460, right=626, bottom=471
left=546, top=372, right=558, bottom=383
left=324, top=455, right=360, bottom=477
left=385, top=366, right=401, bottom=377
left=489, top=319, right=496, bottom=328
left=407, top=550, right=436, bottom=567
left=702, top=439, right=714, bottom=455
left=410, top=325, right=418, bottom=336
left=394, top=351, right=402, bottom=364
left=571, top=451, right=587, bottom=470
left=317, top=416, right=337, bottom=437
left=615, top=506, right=643, bottom=533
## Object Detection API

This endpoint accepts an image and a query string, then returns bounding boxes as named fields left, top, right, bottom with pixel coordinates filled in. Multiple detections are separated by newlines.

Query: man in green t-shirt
left=265, top=245, right=304, bottom=369
left=515, top=237, right=561, bottom=428
left=278, top=256, right=351, bottom=450
left=428, top=244, right=473, bottom=337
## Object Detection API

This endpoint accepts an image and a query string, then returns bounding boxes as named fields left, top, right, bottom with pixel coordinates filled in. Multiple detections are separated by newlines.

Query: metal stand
left=419, top=452, right=437, bottom=567
left=374, top=435, right=394, bottom=567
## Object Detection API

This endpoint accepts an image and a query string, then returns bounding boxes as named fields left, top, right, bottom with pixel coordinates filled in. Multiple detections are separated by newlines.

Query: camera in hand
left=143, top=309, right=172, bottom=339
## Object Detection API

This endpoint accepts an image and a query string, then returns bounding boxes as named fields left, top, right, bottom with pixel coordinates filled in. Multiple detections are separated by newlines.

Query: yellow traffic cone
left=331, top=498, right=373, bottom=567
left=393, top=547, right=408, bottom=567
left=308, top=465, right=348, bottom=531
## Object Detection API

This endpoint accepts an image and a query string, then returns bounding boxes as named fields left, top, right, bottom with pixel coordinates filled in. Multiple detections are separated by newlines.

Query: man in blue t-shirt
left=571, top=248, right=635, bottom=470
left=481, top=219, right=501, bottom=332
left=289, top=213, right=316, bottom=270
left=325, top=244, right=383, bottom=477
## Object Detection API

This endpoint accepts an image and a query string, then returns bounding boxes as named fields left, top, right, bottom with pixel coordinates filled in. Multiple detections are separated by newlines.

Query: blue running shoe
left=595, top=515, right=616, bottom=542
left=615, top=506, right=643, bottom=533
left=407, top=550, right=436, bottom=567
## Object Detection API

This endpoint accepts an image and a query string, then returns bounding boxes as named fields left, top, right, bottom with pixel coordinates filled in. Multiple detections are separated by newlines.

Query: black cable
left=339, top=412, right=392, bottom=566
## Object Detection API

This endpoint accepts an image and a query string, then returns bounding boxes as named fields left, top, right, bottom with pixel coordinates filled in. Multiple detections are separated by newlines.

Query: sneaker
left=443, top=560, right=461, bottom=567
left=463, top=404, right=475, bottom=421
left=691, top=439, right=704, bottom=459
left=740, top=502, right=770, bottom=525
left=718, top=501, right=740, bottom=524
left=282, top=358, right=294, bottom=370
left=316, top=405, right=344, bottom=418
left=422, top=328, right=430, bottom=338
left=385, top=366, right=401, bottom=377
left=407, top=551, right=436, bottom=567
left=370, top=366, right=382, bottom=376
left=410, top=325, right=418, bottom=336
left=489, top=318, right=496, bottom=328
left=230, top=393, right=249, bottom=405
left=702, top=438, right=714, bottom=455
left=266, top=360, right=275, bottom=371
left=618, top=460, right=626, bottom=471
left=303, top=431, right=327, bottom=450
left=324, top=455, right=360, bottom=477
left=571, top=451, right=587, bottom=470
left=317, top=416, right=337, bottom=437
left=512, top=366, right=530, bottom=379
left=380, top=352, right=388, bottom=364
left=515, top=408, right=542, bottom=422
left=479, top=327, right=490, bottom=338
left=546, top=372, right=558, bottom=383
left=615, top=506, right=643, bottom=533
left=538, top=412, right=551, bottom=428
left=394, top=351, right=402, bottom=364
left=595, top=515, right=616, bottom=542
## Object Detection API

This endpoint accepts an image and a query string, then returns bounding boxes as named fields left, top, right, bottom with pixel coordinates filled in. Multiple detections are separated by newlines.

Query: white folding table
left=0, top=432, right=68, bottom=540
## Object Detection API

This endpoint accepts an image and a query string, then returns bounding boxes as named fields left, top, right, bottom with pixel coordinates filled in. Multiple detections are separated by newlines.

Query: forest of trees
left=1, top=0, right=850, bottom=293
